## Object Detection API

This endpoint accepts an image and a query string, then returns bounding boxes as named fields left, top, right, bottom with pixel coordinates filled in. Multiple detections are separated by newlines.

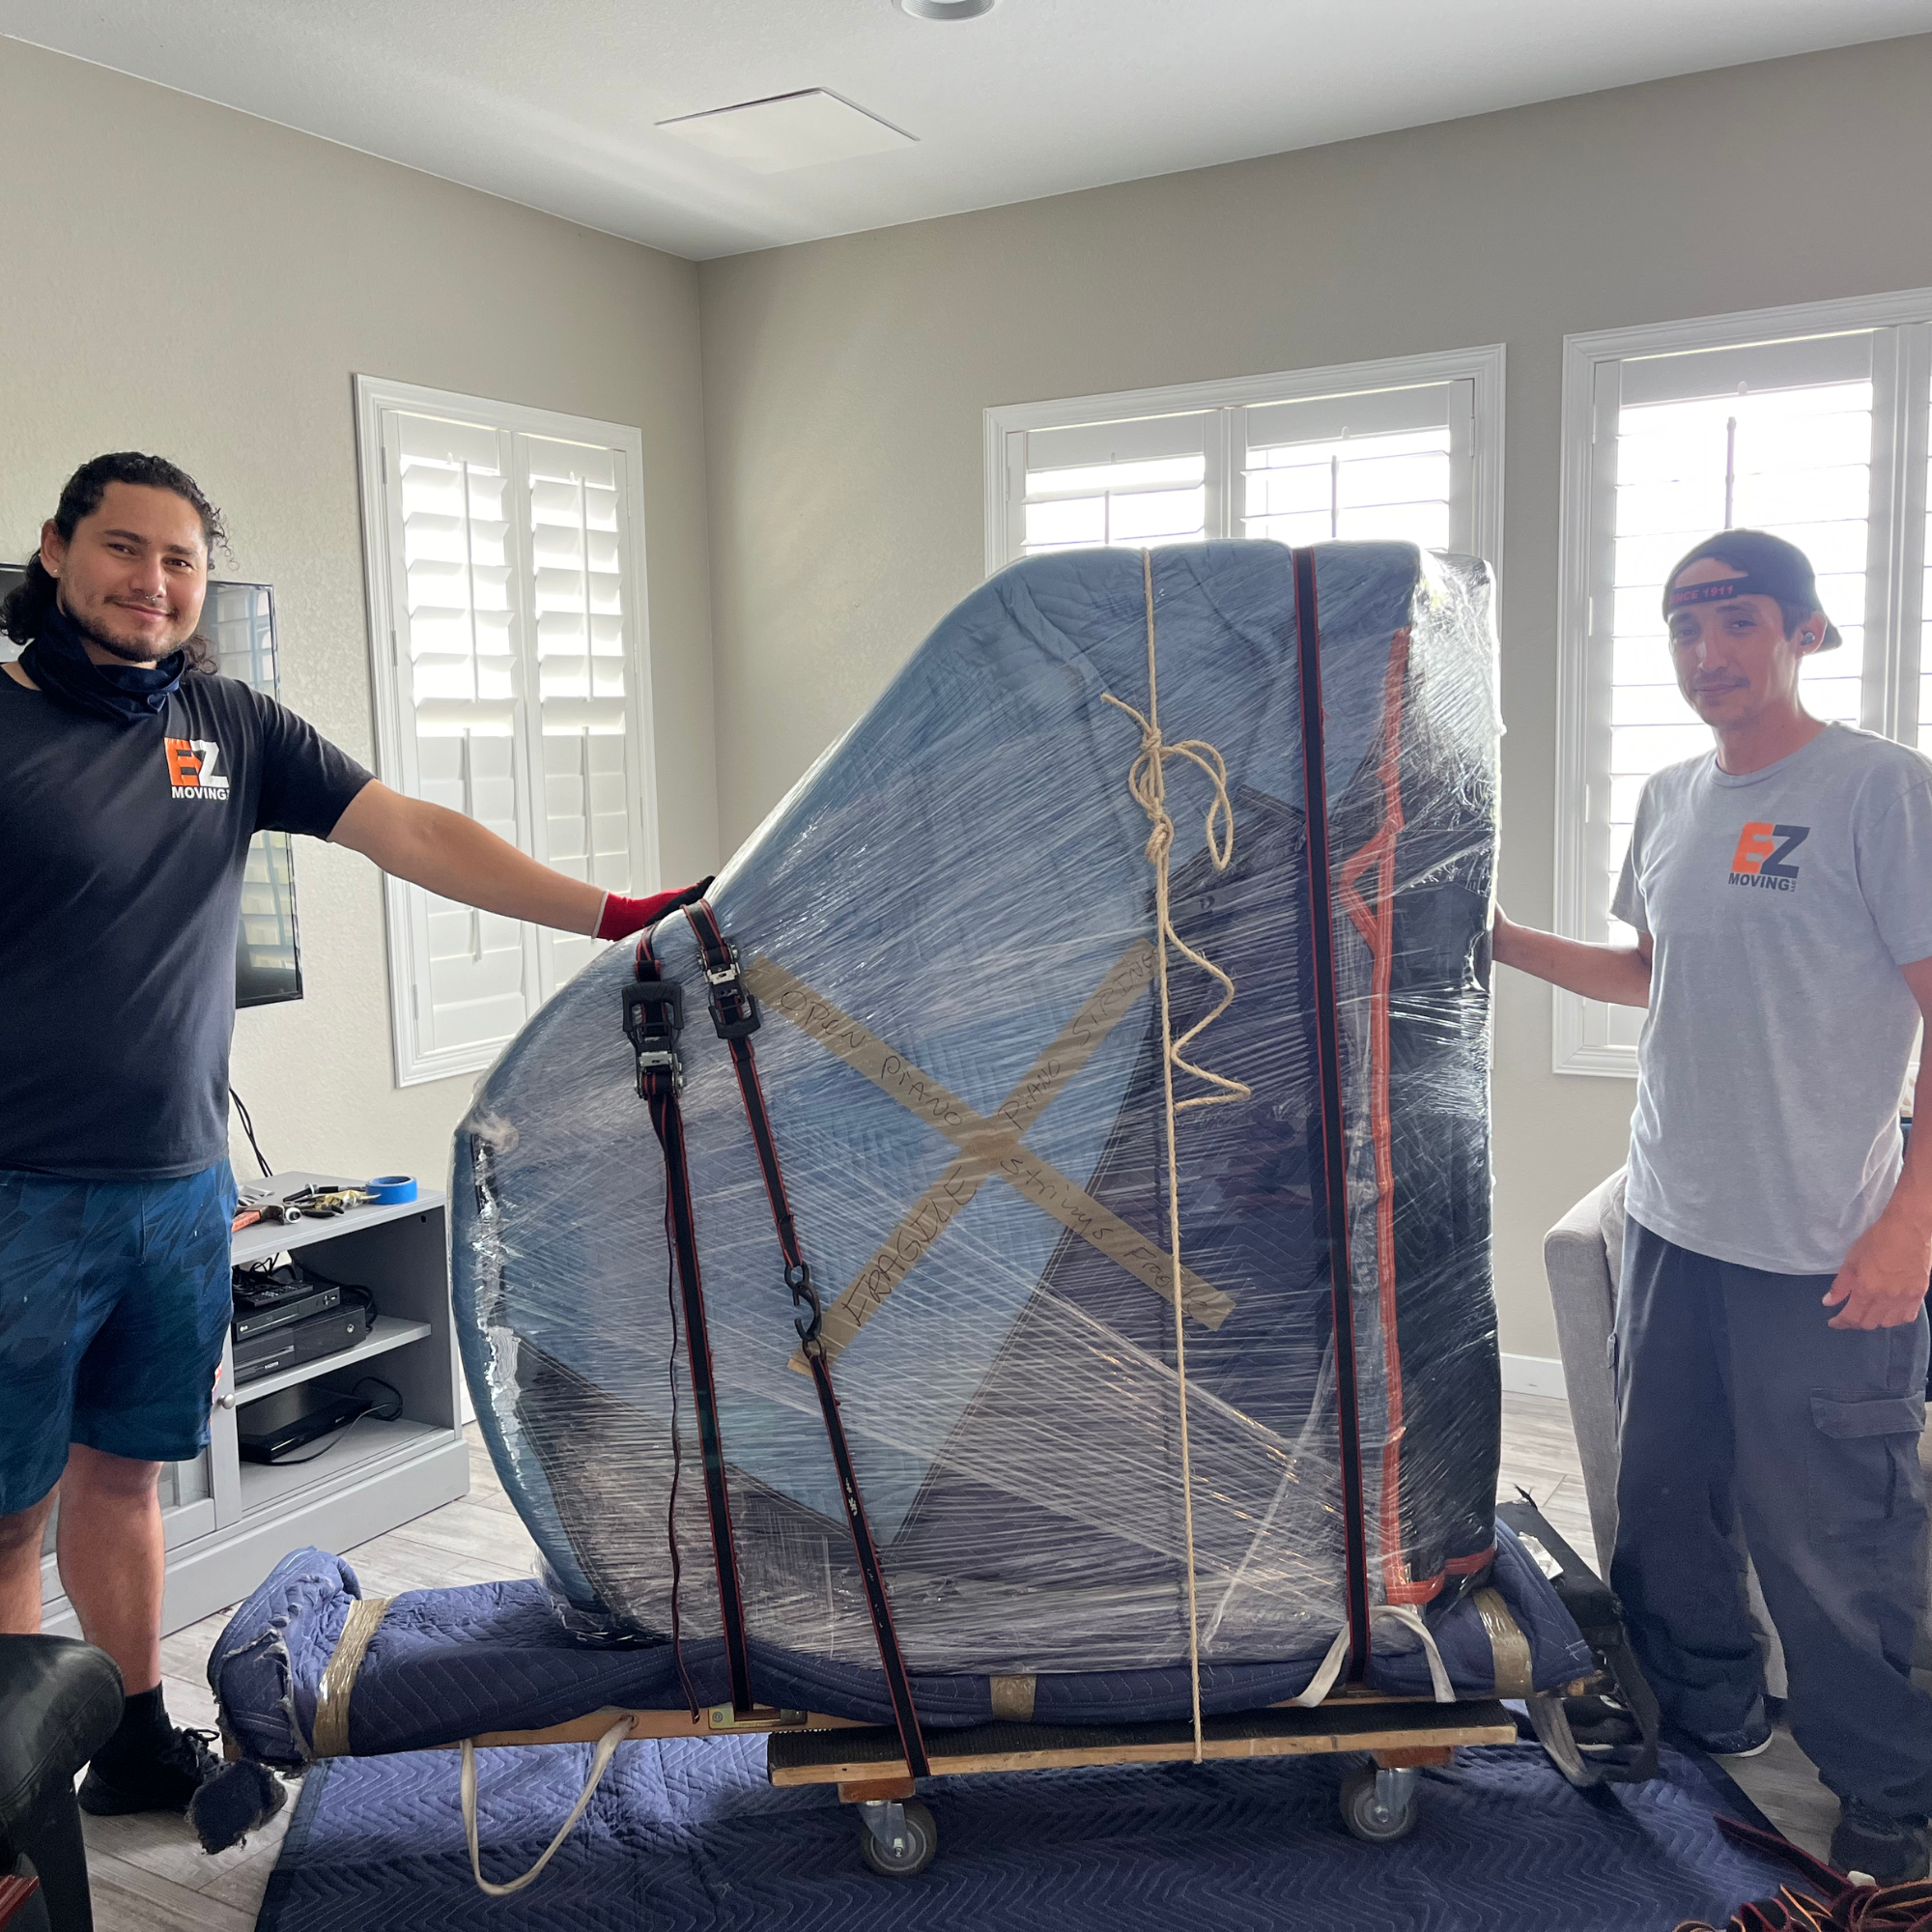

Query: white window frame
left=982, top=344, right=1507, bottom=578
left=1553, top=291, right=1932, bottom=1077
left=354, top=374, right=661, bottom=1088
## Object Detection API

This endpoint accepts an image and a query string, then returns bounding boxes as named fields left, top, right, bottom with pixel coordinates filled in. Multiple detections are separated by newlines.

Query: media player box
left=232, top=1283, right=341, bottom=1343
left=238, top=1390, right=371, bottom=1463
left=233, top=1302, right=371, bottom=1386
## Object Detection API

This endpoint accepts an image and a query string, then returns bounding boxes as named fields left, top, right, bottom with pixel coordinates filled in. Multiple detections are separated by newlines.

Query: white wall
left=13, top=31, right=1932, bottom=1360
left=692, top=33, right=1932, bottom=1362
left=0, top=40, right=719, bottom=1194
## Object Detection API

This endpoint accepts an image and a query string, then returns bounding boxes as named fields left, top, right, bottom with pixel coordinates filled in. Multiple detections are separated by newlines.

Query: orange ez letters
left=164, top=738, right=203, bottom=787
left=1729, top=821, right=1776, bottom=874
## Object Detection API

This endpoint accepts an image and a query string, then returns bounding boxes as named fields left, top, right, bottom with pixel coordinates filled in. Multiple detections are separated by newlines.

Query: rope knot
left=1100, top=558, right=1249, bottom=1117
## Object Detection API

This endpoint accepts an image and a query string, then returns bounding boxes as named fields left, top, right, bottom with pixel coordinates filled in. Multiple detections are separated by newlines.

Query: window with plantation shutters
left=355, top=378, right=657, bottom=1088
left=1554, top=295, right=1932, bottom=1076
left=985, top=347, right=1503, bottom=577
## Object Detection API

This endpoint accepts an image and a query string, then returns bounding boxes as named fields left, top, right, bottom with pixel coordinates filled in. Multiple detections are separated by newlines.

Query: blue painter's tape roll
left=365, top=1175, right=418, bottom=1206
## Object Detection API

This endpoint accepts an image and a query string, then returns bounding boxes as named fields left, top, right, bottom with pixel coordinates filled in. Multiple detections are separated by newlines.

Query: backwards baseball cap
left=1661, top=528, right=1841, bottom=650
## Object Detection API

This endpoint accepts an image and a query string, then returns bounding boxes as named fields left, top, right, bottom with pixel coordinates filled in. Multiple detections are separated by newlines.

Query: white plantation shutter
left=1555, top=298, right=1932, bottom=1075
left=1241, top=382, right=1471, bottom=553
left=525, top=437, right=635, bottom=994
left=388, top=412, right=530, bottom=1067
left=1013, top=412, right=1217, bottom=557
left=356, top=379, right=657, bottom=1087
left=987, top=349, right=1502, bottom=575
left=1920, top=388, right=1932, bottom=754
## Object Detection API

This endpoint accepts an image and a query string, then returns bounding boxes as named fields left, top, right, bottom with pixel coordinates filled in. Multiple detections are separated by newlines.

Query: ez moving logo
left=164, top=737, right=229, bottom=801
left=1729, top=820, right=1808, bottom=893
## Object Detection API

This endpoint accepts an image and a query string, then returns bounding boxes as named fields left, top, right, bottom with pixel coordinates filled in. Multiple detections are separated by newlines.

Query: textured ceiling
left=7, top=1, right=1925, bottom=260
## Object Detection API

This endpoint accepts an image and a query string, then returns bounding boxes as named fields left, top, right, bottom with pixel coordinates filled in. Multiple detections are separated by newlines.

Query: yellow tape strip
left=989, top=1674, right=1037, bottom=1722
left=1473, top=1585, right=1534, bottom=1700
left=794, top=942, right=1159, bottom=1366
left=744, top=953, right=1235, bottom=1368
left=312, top=1594, right=389, bottom=1758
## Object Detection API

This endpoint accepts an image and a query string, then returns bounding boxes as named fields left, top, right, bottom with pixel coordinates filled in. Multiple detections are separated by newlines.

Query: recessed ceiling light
left=899, top=0, right=996, bottom=18
left=658, top=90, right=915, bottom=173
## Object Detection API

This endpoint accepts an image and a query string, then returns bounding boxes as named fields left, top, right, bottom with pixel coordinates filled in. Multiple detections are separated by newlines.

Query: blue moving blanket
left=217, top=1523, right=1589, bottom=1765
left=213, top=541, right=1598, bottom=1757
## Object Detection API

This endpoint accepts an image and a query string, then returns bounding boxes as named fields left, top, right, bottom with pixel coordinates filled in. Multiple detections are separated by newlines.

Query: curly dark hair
left=3, top=452, right=229, bottom=671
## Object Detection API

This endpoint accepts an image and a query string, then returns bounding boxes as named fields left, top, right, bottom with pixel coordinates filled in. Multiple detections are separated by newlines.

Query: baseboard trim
left=1501, top=1352, right=1568, bottom=1401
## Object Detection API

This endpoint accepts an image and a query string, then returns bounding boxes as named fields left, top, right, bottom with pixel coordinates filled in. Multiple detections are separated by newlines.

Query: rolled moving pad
left=212, top=1528, right=1592, bottom=1766
left=449, top=540, right=1536, bottom=1716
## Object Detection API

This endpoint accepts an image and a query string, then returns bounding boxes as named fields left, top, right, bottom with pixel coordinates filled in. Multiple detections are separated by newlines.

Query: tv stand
left=39, top=1171, right=468, bottom=1638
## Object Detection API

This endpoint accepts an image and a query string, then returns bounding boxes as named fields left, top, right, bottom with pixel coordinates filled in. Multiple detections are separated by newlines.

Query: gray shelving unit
left=40, top=1171, right=468, bottom=1639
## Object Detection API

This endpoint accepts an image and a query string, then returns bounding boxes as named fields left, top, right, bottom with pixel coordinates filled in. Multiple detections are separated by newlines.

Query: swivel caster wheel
left=1339, top=1765, right=1419, bottom=1844
left=858, top=1798, right=937, bottom=1876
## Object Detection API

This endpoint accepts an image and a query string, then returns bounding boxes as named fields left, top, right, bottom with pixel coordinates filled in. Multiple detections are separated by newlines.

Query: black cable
left=230, top=1088, right=273, bottom=1179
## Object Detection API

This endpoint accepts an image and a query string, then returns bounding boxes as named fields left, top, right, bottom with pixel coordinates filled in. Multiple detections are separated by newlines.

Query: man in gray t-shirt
left=1495, top=529, right=1932, bottom=1885
left=1613, top=723, right=1932, bottom=1273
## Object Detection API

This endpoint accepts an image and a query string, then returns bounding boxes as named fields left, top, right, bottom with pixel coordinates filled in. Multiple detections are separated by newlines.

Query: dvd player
left=232, top=1262, right=322, bottom=1311
left=232, top=1302, right=371, bottom=1386
left=232, top=1282, right=341, bottom=1343
left=238, top=1390, right=373, bottom=1463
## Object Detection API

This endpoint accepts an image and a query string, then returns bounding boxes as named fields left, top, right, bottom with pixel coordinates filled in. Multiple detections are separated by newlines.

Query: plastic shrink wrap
left=449, top=539, right=1562, bottom=1724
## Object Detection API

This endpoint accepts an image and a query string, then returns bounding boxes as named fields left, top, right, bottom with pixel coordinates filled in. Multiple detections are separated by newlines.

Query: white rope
left=462, top=1716, right=632, bottom=1897
left=1287, top=1607, right=1456, bottom=1711
left=1290, top=1627, right=1354, bottom=1708
left=1375, top=1605, right=1457, bottom=1704
left=1103, top=550, right=1251, bottom=1764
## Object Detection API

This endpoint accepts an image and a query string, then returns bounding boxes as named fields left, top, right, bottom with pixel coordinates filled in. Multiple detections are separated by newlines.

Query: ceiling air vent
left=657, top=91, right=914, bottom=173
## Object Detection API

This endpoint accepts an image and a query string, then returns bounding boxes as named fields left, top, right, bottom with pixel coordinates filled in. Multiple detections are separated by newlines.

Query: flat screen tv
left=1, top=567, right=304, bottom=1008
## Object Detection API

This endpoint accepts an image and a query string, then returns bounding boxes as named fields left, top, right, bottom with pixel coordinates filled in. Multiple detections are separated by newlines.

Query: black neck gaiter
left=19, top=597, right=186, bottom=724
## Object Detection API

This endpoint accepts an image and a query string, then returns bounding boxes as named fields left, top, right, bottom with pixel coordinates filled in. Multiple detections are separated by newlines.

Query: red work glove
left=595, top=877, right=715, bottom=942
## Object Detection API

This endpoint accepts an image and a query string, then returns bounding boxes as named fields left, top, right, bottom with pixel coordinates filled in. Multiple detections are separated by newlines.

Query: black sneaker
left=1671, top=1695, right=1774, bottom=1758
left=1562, top=1692, right=1642, bottom=1748
left=1831, top=1800, right=1932, bottom=1885
left=78, top=1725, right=222, bottom=1817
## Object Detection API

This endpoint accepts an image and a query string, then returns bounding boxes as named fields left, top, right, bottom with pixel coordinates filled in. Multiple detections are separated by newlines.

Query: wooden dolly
left=764, top=1690, right=1519, bottom=1876
left=366, top=1691, right=1518, bottom=1880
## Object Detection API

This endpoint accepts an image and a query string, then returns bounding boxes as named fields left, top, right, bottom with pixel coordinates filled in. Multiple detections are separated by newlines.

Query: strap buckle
left=785, top=1259, right=823, bottom=1350
left=622, top=978, right=686, bottom=1097
left=704, top=939, right=762, bottom=1042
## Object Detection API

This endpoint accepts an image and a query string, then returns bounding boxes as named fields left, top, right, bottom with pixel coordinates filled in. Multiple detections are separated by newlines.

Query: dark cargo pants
left=1612, top=1217, right=1932, bottom=1817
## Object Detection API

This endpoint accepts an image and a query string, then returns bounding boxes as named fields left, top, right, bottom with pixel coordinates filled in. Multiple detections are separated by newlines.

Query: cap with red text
left=1661, top=528, right=1841, bottom=650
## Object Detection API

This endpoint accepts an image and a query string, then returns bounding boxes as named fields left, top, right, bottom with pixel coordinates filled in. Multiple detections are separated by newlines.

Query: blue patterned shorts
left=0, top=1163, right=236, bottom=1514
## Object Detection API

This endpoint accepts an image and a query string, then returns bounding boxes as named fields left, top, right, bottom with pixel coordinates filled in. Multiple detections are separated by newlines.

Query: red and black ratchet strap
left=1293, top=546, right=1373, bottom=1680
left=624, top=933, right=756, bottom=1717
left=682, top=900, right=932, bottom=1779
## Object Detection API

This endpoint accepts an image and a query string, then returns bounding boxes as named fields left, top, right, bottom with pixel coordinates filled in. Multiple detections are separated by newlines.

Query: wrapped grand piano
left=442, top=537, right=1585, bottom=1735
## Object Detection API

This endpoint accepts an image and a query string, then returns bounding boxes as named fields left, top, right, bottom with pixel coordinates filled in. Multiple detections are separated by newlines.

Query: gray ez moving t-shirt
left=1613, top=723, right=1932, bottom=1275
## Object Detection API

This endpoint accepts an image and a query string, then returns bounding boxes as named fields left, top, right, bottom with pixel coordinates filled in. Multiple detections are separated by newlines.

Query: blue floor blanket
left=256, top=1736, right=1796, bottom=1932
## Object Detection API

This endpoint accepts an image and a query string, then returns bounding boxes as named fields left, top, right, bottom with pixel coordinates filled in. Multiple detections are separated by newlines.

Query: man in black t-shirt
left=0, top=452, right=706, bottom=1820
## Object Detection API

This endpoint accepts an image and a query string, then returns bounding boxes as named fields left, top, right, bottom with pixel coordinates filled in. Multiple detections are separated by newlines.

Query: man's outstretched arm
left=328, top=781, right=708, bottom=941
left=1491, top=909, right=1654, bottom=1008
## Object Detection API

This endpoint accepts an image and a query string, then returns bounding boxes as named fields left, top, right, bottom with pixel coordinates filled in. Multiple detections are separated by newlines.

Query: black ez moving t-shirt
left=0, top=667, right=372, bottom=1179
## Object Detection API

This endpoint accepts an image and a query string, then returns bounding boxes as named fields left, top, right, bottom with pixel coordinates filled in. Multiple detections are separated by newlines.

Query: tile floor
left=74, top=1395, right=1839, bottom=1928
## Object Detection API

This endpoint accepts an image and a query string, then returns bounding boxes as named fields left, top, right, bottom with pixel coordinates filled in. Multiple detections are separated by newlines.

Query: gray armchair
left=1539, top=1170, right=1932, bottom=1694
